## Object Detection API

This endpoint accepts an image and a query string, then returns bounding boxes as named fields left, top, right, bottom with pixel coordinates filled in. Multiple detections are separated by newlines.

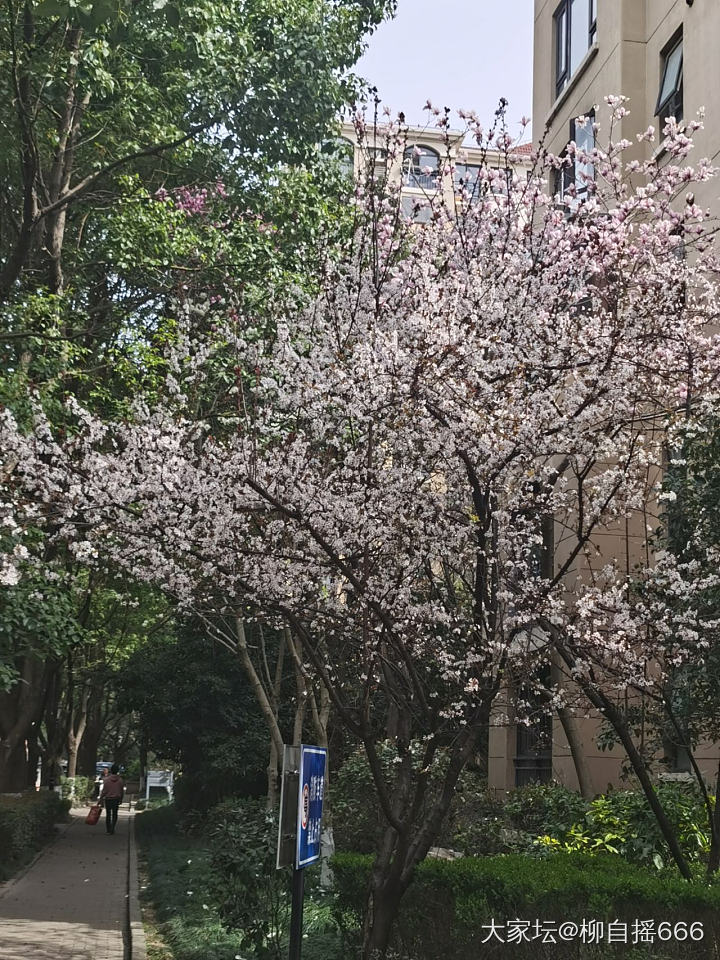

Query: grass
left=136, top=806, right=247, bottom=960
left=135, top=805, right=349, bottom=960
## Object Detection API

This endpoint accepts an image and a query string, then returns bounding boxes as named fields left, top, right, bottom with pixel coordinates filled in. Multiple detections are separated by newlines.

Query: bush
left=332, top=747, right=393, bottom=853
left=333, top=746, right=492, bottom=854
left=60, top=775, right=94, bottom=805
left=448, top=783, right=526, bottom=855
left=136, top=804, right=343, bottom=960
left=505, top=781, right=589, bottom=838
left=333, top=850, right=720, bottom=959
left=449, top=781, right=588, bottom=856
left=135, top=805, right=246, bottom=960
left=134, top=796, right=170, bottom=812
left=536, top=782, right=712, bottom=868
left=0, top=791, right=70, bottom=878
left=206, top=796, right=290, bottom=959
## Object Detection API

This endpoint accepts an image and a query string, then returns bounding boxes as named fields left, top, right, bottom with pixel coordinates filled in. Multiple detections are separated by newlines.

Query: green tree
left=0, top=0, right=392, bottom=791
left=0, top=0, right=392, bottom=299
left=121, top=628, right=271, bottom=812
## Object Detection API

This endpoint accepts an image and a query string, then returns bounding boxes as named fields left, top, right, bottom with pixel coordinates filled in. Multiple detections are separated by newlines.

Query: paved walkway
left=0, top=807, right=138, bottom=960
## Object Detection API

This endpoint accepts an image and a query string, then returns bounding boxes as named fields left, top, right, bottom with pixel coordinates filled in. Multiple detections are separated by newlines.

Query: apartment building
left=339, top=119, right=532, bottom=216
left=534, top=0, right=720, bottom=209
left=485, top=0, right=720, bottom=795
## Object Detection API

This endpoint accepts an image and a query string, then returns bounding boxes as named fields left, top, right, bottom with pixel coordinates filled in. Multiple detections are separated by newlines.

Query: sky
left=355, top=0, right=535, bottom=140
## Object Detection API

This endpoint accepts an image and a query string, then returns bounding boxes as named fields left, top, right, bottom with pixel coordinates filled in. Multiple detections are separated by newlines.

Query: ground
left=0, top=807, right=145, bottom=960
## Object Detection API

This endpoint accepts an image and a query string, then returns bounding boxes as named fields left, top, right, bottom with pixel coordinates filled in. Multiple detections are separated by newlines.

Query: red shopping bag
left=85, top=803, right=102, bottom=826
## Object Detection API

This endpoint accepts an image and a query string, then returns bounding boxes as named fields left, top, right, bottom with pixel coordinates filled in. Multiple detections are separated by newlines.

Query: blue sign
left=296, top=744, right=327, bottom=868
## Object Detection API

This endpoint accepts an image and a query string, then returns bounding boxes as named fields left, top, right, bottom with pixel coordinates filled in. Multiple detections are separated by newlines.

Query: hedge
left=0, top=791, right=70, bottom=880
left=333, top=852, right=720, bottom=958
left=60, top=775, right=95, bottom=805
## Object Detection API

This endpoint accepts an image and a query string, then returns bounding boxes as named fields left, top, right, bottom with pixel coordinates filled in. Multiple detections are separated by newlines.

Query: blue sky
left=355, top=0, right=534, bottom=138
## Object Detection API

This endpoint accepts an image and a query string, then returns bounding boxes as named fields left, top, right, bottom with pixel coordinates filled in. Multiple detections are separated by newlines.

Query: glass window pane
left=659, top=42, right=682, bottom=105
left=572, top=114, right=595, bottom=196
left=401, top=196, right=431, bottom=223
left=403, top=146, right=439, bottom=189
left=557, top=7, right=567, bottom=76
left=570, top=0, right=589, bottom=74
left=418, top=147, right=439, bottom=172
left=574, top=117, right=593, bottom=154
left=454, top=163, right=480, bottom=193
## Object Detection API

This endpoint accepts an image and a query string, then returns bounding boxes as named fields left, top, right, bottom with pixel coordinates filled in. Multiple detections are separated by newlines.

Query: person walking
left=98, top=763, right=124, bottom=834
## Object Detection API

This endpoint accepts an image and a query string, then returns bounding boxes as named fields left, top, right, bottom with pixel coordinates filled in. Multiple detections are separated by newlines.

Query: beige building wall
left=489, top=0, right=720, bottom=796
left=535, top=0, right=720, bottom=207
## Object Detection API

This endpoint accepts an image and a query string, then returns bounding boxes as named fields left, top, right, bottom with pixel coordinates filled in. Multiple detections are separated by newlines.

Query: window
left=490, top=166, right=513, bottom=196
left=454, top=162, right=481, bottom=199
left=403, top=144, right=440, bottom=190
left=322, top=137, right=355, bottom=180
left=514, top=664, right=553, bottom=787
left=554, top=110, right=595, bottom=201
left=337, top=137, right=354, bottom=180
left=554, top=0, right=596, bottom=98
left=655, top=34, right=683, bottom=127
left=400, top=195, right=432, bottom=223
left=572, top=112, right=595, bottom=198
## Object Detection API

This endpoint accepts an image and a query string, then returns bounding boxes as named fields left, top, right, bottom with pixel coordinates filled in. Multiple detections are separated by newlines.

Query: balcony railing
left=403, top=170, right=439, bottom=190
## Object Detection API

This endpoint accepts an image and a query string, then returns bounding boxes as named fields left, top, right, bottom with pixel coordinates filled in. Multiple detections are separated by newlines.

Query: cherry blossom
left=2, top=101, right=720, bottom=953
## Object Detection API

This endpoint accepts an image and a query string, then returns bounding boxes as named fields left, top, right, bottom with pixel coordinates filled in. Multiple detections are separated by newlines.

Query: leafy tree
left=121, top=628, right=270, bottom=812
left=0, top=0, right=393, bottom=299
left=0, top=0, right=393, bottom=790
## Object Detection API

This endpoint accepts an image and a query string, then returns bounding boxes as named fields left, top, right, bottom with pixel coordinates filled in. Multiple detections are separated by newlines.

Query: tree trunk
left=25, top=732, right=41, bottom=790
left=549, top=652, right=593, bottom=798
left=77, top=696, right=103, bottom=776
left=0, top=738, right=30, bottom=793
left=41, top=662, right=67, bottom=788
left=139, top=728, right=148, bottom=795
left=559, top=651, right=692, bottom=879
left=66, top=687, right=90, bottom=780
left=0, top=656, right=50, bottom=791
left=362, top=877, right=405, bottom=960
left=556, top=705, right=593, bottom=798
left=234, top=618, right=284, bottom=759
left=707, top=761, right=720, bottom=876
left=613, top=715, right=691, bottom=879
left=267, top=737, right=279, bottom=810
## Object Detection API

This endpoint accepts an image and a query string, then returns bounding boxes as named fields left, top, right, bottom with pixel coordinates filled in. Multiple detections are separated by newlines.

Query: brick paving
left=0, top=807, right=133, bottom=960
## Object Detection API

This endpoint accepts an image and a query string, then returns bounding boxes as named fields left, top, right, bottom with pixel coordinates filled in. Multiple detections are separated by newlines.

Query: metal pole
left=288, top=866, right=305, bottom=960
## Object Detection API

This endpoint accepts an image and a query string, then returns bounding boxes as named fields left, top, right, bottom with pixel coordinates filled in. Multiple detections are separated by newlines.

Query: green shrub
left=449, top=781, right=588, bottom=856
left=206, top=796, right=290, bottom=959
left=449, top=784, right=528, bottom=855
left=332, top=746, right=393, bottom=853
left=135, top=805, right=246, bottom=960
left=536, top=782, right=712, bottom=868
left=60, top=775, right=94, bottom=805
left=333, top=746, right=492, bottom=854
left=333, top=851, right=720, bottom=959
left=136, top=805, right=342, bottom=960
left=505, top=781, right=589, bottom=838
left=0, top=791, right=70, bottom=878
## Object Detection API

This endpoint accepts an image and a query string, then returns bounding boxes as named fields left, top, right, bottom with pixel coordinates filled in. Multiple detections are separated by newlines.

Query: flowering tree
left=565, top=397, right=720, bottom=877
left=2, top=100, right=720, bottom=953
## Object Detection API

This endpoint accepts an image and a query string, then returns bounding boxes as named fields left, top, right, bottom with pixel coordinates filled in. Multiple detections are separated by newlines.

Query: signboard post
left=277, top=744, right=327, bottom=960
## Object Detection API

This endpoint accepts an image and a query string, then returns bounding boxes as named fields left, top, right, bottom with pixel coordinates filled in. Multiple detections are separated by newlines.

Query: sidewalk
left=0, top=806, right=142, bottom=960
